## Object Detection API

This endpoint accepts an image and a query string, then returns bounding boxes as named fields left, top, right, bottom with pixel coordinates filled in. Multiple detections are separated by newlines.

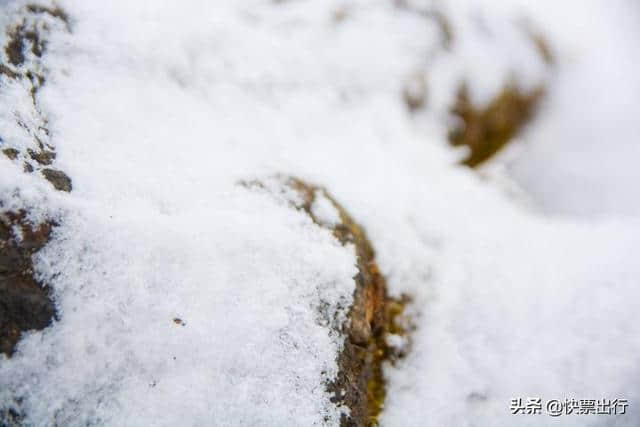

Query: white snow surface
left=0, top=0, right=638, bottom=426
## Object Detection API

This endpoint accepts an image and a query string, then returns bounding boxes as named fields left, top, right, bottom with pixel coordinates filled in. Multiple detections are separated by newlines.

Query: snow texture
left=0, top=0, right=639, bottom=426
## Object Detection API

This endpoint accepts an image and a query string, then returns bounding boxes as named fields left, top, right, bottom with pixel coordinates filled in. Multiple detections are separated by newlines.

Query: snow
left=311, top=191, right=341, bottom=228
left=0, top=0, right=639, bottom=426
left=29, top=190, right=357, bottom=426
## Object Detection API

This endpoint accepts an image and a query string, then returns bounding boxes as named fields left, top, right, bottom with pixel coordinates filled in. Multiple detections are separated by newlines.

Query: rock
left=41, top=168, right=72, bottom=192
left=0, top=64, right=19, bottom=79
left=27, top=148, right=55, bottom=166
left=4, top=26, right=26, bottom=66
left=448, top=84, right=544, bottom=167
left=0, top=210, right=56, bottom=357
left=246, top=176, right=410, bottom=426
left=2, top=148, right=18, bottom=160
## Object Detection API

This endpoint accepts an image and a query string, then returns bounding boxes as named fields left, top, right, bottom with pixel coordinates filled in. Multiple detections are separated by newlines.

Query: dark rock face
left=0, top=210, right=56, bottom=357
left=245, top=177, right=410, bottom=426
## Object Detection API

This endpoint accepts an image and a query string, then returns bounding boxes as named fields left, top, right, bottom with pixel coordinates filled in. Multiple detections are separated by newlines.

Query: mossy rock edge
left=244, top=176, right=411, bottom=426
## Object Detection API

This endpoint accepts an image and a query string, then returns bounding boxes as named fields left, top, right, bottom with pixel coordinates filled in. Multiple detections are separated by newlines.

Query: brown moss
left=448, top=83, right=544, bottom=167
left=246, top=176, right=410, bottom=426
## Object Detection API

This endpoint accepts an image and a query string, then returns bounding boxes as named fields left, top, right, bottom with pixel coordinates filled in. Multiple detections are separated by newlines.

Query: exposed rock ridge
left=243, top=176, right=411, bottom=426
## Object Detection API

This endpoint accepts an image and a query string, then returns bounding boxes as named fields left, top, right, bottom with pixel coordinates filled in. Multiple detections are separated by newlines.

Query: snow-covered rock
left=1, top=1, right=639, bottom=426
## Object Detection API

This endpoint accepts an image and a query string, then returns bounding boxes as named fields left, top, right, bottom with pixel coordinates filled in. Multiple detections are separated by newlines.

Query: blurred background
left=505, top=0, right=640, bottom=218
left=434, top=0, right=640, bottom=218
